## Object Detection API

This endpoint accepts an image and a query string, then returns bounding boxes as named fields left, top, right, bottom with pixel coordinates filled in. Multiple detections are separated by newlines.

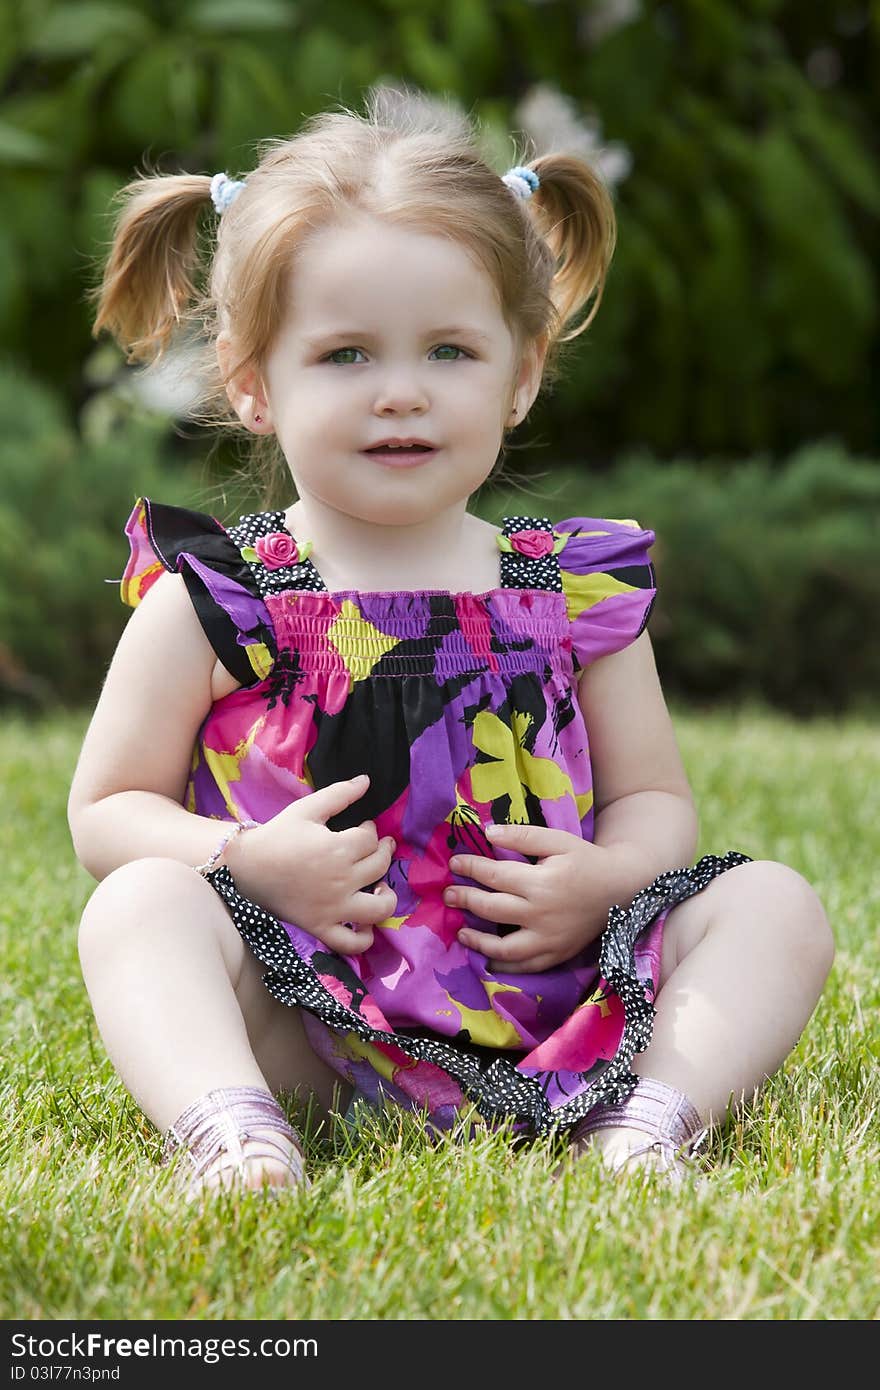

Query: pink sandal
left=571, top=1076, right=708, bottom=1184
left=162, top=1085, right=308, bottom=1196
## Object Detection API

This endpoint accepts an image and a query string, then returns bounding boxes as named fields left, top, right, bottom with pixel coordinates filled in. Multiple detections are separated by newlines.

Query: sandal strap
left=572, top=1076, right=707, bottom=1171
left=163, top=1085, right=306, bottom=1183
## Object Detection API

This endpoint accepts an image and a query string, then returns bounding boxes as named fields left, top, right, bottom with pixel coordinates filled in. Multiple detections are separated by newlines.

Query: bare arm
left=67, top=572, right=398, bottom=950
left=578, top=629, right=699, bottom=901
left=67, top=572, right=232, bottom=880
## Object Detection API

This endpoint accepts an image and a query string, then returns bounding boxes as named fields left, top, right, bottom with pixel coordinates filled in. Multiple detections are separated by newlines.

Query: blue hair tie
left=210, top=171, right=246, bottom=215
left=502, top=165, right=540, bottom=200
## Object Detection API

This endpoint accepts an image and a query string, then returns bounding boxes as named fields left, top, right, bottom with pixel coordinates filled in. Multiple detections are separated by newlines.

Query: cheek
left=275, top=383, right=350, bottom=437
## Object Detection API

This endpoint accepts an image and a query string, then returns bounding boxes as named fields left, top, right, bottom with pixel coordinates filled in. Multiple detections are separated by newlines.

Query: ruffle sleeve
left=120, top=497, right=275, bottom=687
left=555, top=516, right=656, bottom=672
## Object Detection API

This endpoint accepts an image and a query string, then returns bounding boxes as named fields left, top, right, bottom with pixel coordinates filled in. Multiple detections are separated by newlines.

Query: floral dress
left=121, top=498, right=749, bottom=1136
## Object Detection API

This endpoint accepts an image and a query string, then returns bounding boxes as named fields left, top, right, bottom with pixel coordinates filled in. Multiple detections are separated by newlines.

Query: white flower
left=129, top=339, right=207, bottom=418
left=579, top=0, right=642, bottom=46
left=594, top=144, right=633, bottom=186
left=514, top=83, right=632, bottom=188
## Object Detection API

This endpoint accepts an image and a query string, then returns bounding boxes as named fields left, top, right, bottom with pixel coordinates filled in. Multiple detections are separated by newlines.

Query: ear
left=216, top=331, right=274, bottom=434
left=507, top=333, right=548, bottom=427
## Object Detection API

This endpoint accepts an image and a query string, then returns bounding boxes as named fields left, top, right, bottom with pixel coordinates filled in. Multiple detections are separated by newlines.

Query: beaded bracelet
left=194, top=819, right=259, bottom=878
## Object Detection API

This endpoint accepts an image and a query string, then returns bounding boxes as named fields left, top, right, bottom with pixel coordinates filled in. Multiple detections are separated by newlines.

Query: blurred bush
left=2, top=358, right=876, bottom=715
left=0, top=363, right=200, bottom=707
left=0, top=0, right=877, bottom=461
left=485, top=438, right=880, bottom=716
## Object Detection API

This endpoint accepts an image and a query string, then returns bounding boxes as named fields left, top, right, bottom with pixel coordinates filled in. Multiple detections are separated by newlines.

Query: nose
left=372, top=366, right=429, bottom=416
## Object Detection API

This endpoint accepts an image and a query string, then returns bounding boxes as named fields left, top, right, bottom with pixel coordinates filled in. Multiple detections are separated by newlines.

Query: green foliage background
left=0, top=0, right=878, bottom=708
left=2, top=0, right=877, bottom=455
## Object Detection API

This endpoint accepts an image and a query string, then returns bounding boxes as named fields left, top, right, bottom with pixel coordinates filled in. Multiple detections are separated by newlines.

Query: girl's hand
left=446, top=825, right=646, bottom=973
left=225, top=775, right=396, bottom=955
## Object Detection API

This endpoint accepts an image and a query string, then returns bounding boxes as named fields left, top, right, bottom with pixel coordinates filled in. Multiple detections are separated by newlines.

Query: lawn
left=1, top=705, right=877, bottom=1321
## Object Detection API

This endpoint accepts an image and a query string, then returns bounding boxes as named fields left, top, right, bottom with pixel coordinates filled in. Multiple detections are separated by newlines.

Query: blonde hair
left=90, top=83, right=616, bottom=501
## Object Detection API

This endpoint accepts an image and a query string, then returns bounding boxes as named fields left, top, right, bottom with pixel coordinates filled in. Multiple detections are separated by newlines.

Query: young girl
left=69, top=86, right=833, bottom=1195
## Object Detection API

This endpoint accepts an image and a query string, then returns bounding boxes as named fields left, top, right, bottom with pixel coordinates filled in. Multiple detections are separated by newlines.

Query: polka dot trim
left=207, top=849, right=752, bottom=1136
left=227, top=511, right=327, bottom=598
left=499, top=516, right=563, bottom=593
left=226, top=510, right=565, bottom=598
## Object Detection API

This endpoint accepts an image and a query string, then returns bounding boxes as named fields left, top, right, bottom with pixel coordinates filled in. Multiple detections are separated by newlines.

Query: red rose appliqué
left=254, top=532, right=299, bottom=570
left=509, top=528, right=554, bottom=558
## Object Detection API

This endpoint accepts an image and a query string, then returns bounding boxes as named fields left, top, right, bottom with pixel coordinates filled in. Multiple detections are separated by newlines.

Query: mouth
left=362, top=443, right=439, bottom=467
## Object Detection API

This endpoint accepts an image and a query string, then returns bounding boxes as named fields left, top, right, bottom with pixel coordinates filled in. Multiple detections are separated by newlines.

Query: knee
left=741, top=860, right=835, bottom=981
left=77, top=857, right=197, bottom=964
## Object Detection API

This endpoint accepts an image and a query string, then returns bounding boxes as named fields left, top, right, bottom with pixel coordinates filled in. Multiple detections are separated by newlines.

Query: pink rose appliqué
left=254, top=531, right=299, bottom=569
left=509, top=528, right=554, bottom=559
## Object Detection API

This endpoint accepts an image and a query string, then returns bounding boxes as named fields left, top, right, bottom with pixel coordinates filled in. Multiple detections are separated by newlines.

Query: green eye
left=323, top=344, right=470, bottom=364
left=326, top=347, right=363, bottom=365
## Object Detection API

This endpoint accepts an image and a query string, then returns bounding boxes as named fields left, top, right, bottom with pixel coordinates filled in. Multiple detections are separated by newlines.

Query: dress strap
left=497, top=516, right=564, bottom=593
left=226, top=511, right=327, bottom=598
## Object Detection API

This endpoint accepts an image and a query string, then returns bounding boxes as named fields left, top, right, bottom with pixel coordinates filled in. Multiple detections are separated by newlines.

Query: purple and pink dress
left=122, top=499, right=748, bottom=1135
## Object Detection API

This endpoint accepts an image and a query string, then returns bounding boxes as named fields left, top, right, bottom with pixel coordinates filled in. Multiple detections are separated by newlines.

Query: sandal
left=570, top=1076, right=708, bottom=1185
left=162, top=1085, right=308, bottom=1196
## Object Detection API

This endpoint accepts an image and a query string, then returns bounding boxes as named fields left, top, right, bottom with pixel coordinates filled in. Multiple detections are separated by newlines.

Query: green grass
left=1, top=706, right=878, bottom=1321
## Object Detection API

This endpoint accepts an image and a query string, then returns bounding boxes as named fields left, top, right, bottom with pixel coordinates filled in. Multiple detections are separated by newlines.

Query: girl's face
left=234, top=215, right=543, bottom=527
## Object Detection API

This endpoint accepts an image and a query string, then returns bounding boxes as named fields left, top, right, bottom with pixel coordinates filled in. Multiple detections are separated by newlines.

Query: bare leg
left=580, top=860, right=834, bottom=1173
left=77, top=857, right=349, bottom=1188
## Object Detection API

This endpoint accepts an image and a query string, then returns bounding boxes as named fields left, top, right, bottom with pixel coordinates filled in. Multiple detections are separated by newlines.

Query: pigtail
left=526, top=154, right=617, bottom=342
left=89, top=172, right=215, bottom=364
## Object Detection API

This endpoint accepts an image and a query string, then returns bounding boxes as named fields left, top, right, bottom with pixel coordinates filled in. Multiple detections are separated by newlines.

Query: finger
left=487, top=954, right=558, bottom=975
left=319, top=923, right=375, bottom=956
left=348, top=882, right=398, bottom=927
left=300, top=774, right=370, bottom=823
left=485, top=822, right=583, bottom=858
left=443, top=883, right=527, bottom=924
left=358, top=836, right=396, bottom=884
left=447, top=852, right=531, bottom=893
left=337, top=820, right=381, bottom=857
left=457, top=924, right=539, bottom=965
